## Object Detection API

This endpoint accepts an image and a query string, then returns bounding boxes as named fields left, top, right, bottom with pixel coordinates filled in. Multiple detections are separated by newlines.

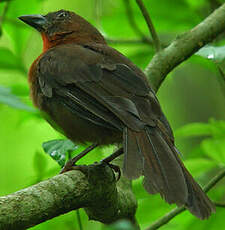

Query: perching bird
left=19, top=9, right=215, bottom=219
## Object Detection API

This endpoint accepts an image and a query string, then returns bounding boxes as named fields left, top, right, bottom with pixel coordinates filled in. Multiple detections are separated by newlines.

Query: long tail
left=123, top=126, right=215, bottom=219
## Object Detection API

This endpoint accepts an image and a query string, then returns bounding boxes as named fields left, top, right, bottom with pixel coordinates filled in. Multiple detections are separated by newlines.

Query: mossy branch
left=0, top=162, right=137, bottom=230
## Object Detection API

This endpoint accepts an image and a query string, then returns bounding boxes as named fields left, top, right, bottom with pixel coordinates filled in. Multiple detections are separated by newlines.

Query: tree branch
left=217, top=65, right=225, bottom=99
left=106, top=36, right=169, bottom=47
left=145, top=3, right=225, bottom=92
left=135, top=0, right=161, bottom=52
left=0, top=162, right=137, bottom=230
left=145, top=168, right=225, bottom=230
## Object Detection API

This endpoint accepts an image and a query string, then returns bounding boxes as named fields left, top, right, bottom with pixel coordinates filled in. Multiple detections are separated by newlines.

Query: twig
left=146, top=3, right=225, bottom=92
left=135, top=0, right=161, bottom=52
left=214, top=202, right=225, bottom=208
left=216, top=65, right=225, bottom=99
left=145, top=168, right=225, bottom=230
left=122, top=0, right=152, bottom=45
left=106, top=37, right=170, bottom=48
left=146, top=206, right=185, bottom=230
left=204, top=168, right=225, bottom=193
left=76, top=209, right=83, bottom=230
left=106, top=37, right=153, bottom=45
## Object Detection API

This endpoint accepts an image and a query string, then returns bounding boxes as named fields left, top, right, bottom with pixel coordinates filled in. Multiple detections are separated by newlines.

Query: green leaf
left=0, top=85, right=36, bottom=112
left=42, top=139, right=78, bottom=167
left=208, top=119, right=225, bottom=138
left=103, top=220, right=136, bottom=230
left=196, top=45, right=225, bottom=62
left=201, top=138, right=225, bottom=165
left=175, top=122, right=211, bottom=138
left=175, top=120, right=225, bottom=139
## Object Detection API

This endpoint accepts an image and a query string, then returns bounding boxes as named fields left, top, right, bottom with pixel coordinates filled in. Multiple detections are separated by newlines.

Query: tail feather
left=180, top=164, right=216, bottom=219
left=123, top=125, right=215, bottom=219
left=158, top=125, right=216, bottom=218
left=123, top=127, right=144, bottom=179
left=142, top=126, right=188, bottom=205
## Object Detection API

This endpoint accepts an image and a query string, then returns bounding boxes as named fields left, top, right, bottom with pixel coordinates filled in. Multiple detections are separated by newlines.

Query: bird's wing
left=37, top=44, right=160, bottom=132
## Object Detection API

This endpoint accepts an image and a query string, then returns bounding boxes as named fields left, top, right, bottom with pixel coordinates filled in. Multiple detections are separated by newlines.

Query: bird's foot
left=100, top=147, right=123, bottom=181
left=101, top=161, right=121, bottom=181
left=60, top=143, right=98, bottom=174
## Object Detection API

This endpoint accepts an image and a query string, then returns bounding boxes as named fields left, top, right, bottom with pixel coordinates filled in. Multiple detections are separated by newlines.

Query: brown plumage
left=19, top=10, right=215, bottom=219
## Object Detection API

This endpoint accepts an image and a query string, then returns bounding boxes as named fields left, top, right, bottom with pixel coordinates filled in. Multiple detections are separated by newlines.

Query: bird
left=19, top=9, right=215, bottom=219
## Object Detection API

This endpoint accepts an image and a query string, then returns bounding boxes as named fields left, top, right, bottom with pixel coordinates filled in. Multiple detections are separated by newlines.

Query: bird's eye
left=57, top=12, right=67, bottom=19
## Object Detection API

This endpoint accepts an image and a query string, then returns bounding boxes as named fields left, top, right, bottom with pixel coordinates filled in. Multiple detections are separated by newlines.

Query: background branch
left=122, top=0, right=152, bottom=45
left=135, top=0, right=161, bottom=52
left=217, top=65, right=225, bottom=99
left=214, top=202, right=225, bottom=208
left=145, top=3, right=225, bottom=92
left=106, top=37, right=153, bottom=45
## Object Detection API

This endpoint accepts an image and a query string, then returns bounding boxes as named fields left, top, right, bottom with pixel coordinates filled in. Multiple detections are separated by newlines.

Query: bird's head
left=19, top=9, right=106, bottom=51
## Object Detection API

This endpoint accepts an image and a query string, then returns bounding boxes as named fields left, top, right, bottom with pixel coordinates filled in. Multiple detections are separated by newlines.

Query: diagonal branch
left=146, top=3, right=225, bottom=92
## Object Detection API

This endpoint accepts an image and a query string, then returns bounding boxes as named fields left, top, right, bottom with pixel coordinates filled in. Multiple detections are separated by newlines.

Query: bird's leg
left=60, top=143, right=99, bottom=174
left=101, top=147, right=124, bottom=181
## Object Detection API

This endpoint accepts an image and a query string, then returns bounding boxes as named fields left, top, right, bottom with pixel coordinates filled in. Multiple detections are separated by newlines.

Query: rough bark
left=0, top=162, right=137, bottom=230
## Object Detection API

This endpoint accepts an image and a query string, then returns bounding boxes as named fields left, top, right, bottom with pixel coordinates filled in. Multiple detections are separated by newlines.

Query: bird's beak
left=18, top=14, right=48, bottom=31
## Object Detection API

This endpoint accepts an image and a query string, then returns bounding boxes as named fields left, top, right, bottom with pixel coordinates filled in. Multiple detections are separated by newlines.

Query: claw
left=102, top=161, right=121, bottom=181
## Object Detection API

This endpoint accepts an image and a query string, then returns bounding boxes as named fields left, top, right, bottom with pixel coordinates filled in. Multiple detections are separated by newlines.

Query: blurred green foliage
left=0, top=0, right=224, bottom=230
